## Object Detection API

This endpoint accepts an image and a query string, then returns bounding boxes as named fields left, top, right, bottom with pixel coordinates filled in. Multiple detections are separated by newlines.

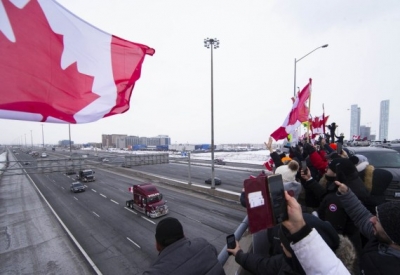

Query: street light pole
left=204, top=37, right=220, bottom=189
left=30, top=130, right=33, bottom=147
left=41, top=124, right=44, bottom=148
left=294, top=44, right=328, bottom=97
left=69, top=124, right=72, bottom=152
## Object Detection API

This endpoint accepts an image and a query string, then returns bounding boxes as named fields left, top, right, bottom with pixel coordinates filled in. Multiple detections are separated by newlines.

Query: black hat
left=280, top=213, right=340, bottom=253
left=376, top=201, right=400, bottom=245
left=328, top=158, right=357, bottom=176
left=155, top=217, right=184, bottom=247
left=371, top=169, right=393, bottom=196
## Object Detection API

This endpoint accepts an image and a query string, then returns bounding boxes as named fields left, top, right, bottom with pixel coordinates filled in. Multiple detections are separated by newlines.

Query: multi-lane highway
left=10, top=148, right=250, bottom=274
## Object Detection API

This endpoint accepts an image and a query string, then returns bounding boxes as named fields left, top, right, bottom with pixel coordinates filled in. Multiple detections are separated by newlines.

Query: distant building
left=59, top=139, right=73, bottom=147
left=350, top=104, right=361, bottom=139
left=102, top=134, right=171, bottom=149
left=379, top=100, right=390, bottom=140
left=359, top=125, right=371, bottom=140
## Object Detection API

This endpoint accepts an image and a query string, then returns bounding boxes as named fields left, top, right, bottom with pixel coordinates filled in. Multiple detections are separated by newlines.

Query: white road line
left=141, top=216, right=156, bottom=224
left=111, top=199, right=119, bottom=205
left=74, top=197, right=78, bottom=201
left=91, top=189, right=97, bottom=192
left=124, top=207, right=137, bottom=215
left=92, top=212, right=100, bottom=217
left=84, top=185, right=88, bottom=188
left=61, top=187, right=64, bottom=190
left=100, top=194, right=107, bottom=198
left=126, top=237, right=141, bottom=248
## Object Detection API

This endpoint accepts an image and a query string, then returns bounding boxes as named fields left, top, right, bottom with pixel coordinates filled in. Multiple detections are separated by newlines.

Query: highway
left=10, top=148, right=248, bottom=274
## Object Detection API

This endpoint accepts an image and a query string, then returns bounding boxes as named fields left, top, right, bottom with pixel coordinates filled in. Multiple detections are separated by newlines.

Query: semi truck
left=125, top=183, right=168, bottom=218
left=76, top=169, right=96, bottom=182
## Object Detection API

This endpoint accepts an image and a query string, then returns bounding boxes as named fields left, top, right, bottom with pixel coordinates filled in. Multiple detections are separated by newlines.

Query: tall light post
left=294, top=44, right=328, bottom=97
left=204, top=37, right=219, bottom=189
left=30, top=130, right=33, bottom=147
left=69, top=124, right=72, bottom=152
left=41, top=124, right=45, bottom=148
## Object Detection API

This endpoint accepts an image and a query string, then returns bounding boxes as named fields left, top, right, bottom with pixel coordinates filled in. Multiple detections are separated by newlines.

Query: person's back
left=144, top=237, right=224, bottom=275
left=143, top=217, right=225, bottom=275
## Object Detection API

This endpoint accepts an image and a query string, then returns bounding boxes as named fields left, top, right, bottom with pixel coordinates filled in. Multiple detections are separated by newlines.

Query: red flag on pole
left=271, top=79, right=311, bottom=141
left=0, top=0, right=154, bottom=123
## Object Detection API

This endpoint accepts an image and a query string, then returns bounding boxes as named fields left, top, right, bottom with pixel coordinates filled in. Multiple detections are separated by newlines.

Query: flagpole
left=322, top=103, right=326, bottom=136
left=306, top=79, right=312, bottom=143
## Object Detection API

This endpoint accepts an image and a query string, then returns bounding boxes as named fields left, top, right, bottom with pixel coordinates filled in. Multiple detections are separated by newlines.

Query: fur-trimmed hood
left=359, top=165, right=374, bottom=192
left=335, top=234, right=358, bottom=275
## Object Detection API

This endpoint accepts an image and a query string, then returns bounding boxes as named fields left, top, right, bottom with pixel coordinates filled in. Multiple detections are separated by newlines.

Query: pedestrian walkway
left=0, top=151, right=96, bottom=275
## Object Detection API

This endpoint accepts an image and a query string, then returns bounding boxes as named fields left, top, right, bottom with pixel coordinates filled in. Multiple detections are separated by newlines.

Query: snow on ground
left=81, top=147, right=270, bottom=165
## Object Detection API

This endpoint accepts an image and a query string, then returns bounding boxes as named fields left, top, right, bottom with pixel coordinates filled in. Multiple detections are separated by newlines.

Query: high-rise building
left=350, top=104, right=361, bottom=139
left=379, top=100, right=390, bottom=140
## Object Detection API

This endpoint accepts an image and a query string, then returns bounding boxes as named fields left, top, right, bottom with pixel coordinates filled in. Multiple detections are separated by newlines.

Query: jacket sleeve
left=337, top=189, right=375, bottom=239
left=291, top=229, right=350, bottom=275
left=301, top=177, right=326, bottom=201
left=234, top=250, right=282, bottom=275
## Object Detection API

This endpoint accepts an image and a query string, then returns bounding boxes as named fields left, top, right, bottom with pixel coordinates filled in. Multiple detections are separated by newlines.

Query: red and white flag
left=270, top=79, right=311, bottom=141
left=0, top=0, right=154, bottom=123
left=311, top=115, right=329, bottom=135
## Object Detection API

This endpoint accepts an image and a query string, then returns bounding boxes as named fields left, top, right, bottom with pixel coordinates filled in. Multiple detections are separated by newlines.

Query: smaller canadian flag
left=128, top=187, right=133, bottom=193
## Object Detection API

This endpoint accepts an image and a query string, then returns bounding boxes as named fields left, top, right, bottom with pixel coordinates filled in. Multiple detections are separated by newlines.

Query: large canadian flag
left=0, top=0, right=154, bottom=123
left=270, top=79, right=311, bottom=141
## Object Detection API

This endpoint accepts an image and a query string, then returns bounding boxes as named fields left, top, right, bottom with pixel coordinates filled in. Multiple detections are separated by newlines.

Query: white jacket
left=291, top=228, right=350, bottom=275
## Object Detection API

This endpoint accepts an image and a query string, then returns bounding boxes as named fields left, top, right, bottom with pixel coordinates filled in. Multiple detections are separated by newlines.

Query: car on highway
left=214, top=159, right=226, bottom=165
left=70, top=182, right=86, bottom=193
left=346, top=147, right=400, bottom=201
left=205, top=177, right=222, bottom=185
left=41, top=152, right=47, bottom=158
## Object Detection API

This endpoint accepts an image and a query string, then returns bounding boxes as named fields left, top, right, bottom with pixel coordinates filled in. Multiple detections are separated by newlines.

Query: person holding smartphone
left=227, top=192, right=354, bottom=275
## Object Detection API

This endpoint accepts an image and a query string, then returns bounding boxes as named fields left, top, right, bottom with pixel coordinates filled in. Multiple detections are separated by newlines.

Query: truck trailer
left=125, top=183, right=168, bottom=218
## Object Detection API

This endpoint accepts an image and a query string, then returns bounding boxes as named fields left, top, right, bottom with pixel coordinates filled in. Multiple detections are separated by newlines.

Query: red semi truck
left=125, top=183, right=168, bottom=218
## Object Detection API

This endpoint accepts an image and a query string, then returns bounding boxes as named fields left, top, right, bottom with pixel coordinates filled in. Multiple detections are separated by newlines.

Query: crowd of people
left=142, top=134, right=399, bottom=274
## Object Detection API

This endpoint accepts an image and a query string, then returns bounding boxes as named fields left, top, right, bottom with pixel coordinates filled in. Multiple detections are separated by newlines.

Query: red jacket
left=309, top=150, right=328, bottom=176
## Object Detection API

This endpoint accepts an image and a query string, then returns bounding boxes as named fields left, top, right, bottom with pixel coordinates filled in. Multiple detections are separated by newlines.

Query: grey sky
left=1, top=0, right=399, bottom=145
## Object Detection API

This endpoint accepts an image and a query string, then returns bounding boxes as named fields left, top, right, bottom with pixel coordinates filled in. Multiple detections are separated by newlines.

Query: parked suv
left=346, top=147, right=400, bottom=202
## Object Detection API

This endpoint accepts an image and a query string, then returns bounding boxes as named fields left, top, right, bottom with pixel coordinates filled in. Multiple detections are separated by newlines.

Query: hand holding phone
left=226, top=234, right=236, bottom=255
left=268, top=174, right=288, bottom=225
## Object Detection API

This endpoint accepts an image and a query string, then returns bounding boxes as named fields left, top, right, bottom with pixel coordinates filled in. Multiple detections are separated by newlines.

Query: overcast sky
left=1, top=0, right=399, bottom=145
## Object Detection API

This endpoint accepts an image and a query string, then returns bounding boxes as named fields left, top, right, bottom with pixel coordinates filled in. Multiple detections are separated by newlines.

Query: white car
left=41, top=153, right=47, bottom=158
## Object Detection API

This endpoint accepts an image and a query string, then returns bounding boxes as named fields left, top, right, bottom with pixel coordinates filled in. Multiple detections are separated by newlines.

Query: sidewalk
left=0, top=151, right=96, bottom=275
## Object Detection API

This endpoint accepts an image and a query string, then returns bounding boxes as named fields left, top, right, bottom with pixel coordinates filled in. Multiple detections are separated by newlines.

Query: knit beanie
left=155, top=217, right=184, bottom=247
left=275, top=165, right=297, bottom=183
left=376, top=201, right=400, bottom=245
left=328, top=158, right=357, bottom=176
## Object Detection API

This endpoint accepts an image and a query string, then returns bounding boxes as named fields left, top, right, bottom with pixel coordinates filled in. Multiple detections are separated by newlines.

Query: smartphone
left=226, top=234, right=236, bottom=254
left=301, top=160, right=307, bottom=174
left=337, top=142, right=343, bottom=154
left=267, top=174, right=288, bottom=225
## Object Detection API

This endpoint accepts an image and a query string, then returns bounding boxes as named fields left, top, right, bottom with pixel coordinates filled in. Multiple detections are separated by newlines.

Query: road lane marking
left=74, top=197, right=78, bottom=201
left=124, top=207, right=137, bottom=215
left=111, top=199, right=119, bottom=205
left=91, top=189, right=97, bottom=192
left=92, top=212, right=100, bottom=217
left=141, top=216, right=156, bottom=224
left=127, top=237, right=141, bottom=248
left=100, top=194, right=107, bottom=198
left=61, top=187, right=64, bottom=190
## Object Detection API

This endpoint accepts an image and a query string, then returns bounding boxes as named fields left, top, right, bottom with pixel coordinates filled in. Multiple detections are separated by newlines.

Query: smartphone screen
left=226, top=234, right=236, bottom=249
left=267, top=174, right=288, bottom=225
left=301, top=161, right=307, bottom=173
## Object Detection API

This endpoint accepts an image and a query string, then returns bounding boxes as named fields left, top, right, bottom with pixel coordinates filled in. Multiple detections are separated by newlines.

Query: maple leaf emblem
left=0, top=0, right=98, bottom=123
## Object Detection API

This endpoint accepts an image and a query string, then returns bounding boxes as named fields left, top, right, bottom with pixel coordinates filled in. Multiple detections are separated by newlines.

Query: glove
left=303, top=143, right=316, bottom=155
